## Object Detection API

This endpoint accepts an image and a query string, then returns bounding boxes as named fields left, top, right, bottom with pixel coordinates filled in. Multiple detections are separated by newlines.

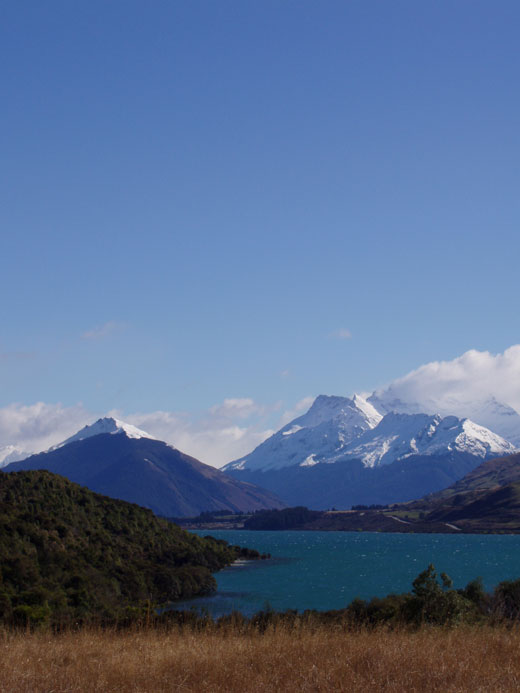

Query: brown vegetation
left=1, top=624, right=520, bottom=691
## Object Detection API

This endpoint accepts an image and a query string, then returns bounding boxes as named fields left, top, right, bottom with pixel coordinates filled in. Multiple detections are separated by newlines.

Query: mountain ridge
left=223, top=394, right=517, bottom=509
left=3, top=418, right=284, bottom=517
left=224, top=395, right=515, bottom=473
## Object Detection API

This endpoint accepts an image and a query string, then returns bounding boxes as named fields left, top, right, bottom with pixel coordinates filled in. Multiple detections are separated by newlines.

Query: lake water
left=174, top=530, right=520, bottom=617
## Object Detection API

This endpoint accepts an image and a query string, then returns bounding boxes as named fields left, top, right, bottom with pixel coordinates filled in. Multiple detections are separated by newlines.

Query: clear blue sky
left=2, top=0, right=520, bottom=417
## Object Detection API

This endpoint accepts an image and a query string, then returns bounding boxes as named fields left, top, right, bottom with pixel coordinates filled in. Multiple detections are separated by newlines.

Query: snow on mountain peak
left=223, top=394, right=382, bottom=472
left=291, top=394, right=382, bottom=430
left=223, top=395, right=517, bottom=474
left=352, top=394, right=385, bottom=427
left=0, top=444, right=32, bottom=468
left=332, top=412, right=516, bottom=468
left=369, top=387, right=520, bottom=447
left=53, top=417, right=156, bottom=449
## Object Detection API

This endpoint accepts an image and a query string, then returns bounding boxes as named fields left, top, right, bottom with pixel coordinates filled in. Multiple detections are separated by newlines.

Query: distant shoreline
left=176, top=504, right=520, bottom=534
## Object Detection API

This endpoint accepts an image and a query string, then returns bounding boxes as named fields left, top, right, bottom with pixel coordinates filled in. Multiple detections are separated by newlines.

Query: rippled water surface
left=174, top=530, right=520, bottom=617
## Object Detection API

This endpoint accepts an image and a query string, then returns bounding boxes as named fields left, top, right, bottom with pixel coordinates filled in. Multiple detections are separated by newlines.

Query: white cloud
left=209, top=398, right=262, bottom=420
left=81, top=321, right=124, bottom=340
left=0, top=402, right=93, bottom=454
left=112, top=404, right=275, bottom=468
left=331, top=328, right=352, bottom=340
left=374, top=345, right=520, bottom=414
left=0, top=397, right=281, bottom=469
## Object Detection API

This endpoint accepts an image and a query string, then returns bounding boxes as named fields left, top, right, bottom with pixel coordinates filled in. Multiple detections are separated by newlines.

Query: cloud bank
left=0, top=402, right=93, bottom=455
left=373, top=345, right=520, bottom=414
left=118, top=406, right=276, bottom=468
left=370, top=345, right=520, bottom=445
left=0, top=398, right=288, bottom=468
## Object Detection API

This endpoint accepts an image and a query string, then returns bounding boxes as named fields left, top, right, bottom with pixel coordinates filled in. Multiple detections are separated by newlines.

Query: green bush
left=492, top=578, right=520, bottom=621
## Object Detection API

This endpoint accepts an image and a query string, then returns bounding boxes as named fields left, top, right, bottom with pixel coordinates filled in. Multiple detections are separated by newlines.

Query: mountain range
left=368, top=391, right=520, bottom=447
left=2, top=417, right=283, bottom=517
left=3, top=381, right=520, bottom=513
left=223, top=394, right=517, bottom=508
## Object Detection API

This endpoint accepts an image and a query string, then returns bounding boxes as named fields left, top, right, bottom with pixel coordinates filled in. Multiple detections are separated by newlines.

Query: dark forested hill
left=0, top=470, right=252, bottom=626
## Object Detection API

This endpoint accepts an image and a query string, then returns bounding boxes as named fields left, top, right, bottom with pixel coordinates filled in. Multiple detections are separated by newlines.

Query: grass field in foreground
left=1, top=624, right=520, bottom=692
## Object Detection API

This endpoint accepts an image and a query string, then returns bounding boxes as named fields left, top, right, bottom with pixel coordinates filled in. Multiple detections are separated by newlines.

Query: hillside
left=0, top=470, right=258, bottom=626
left=432, top=452, right=520, bottom=497
left=4, top=418, right=284, bottom=517
left=240, top=452, right=520, bottom=533
left=425, top=482, right=520, bottom=528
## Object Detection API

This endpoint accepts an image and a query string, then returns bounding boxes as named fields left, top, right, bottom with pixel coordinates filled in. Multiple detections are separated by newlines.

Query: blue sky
left=1, top=1, right=520, bottom=463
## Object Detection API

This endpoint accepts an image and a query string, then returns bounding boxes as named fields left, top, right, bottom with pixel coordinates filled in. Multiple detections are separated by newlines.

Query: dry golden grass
left=1, top=624, right=520, bottom=692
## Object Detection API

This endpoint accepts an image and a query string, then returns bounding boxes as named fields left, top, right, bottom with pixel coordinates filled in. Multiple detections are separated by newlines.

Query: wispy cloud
left=0, top=402, right=93, bottom=454
left=81, top=321, right=124, bottom=340
left=0, top=351, right=36, bottom=361
left=330, top=328, right=352, bottom=340
left=209, top=398, right=265, bottom=420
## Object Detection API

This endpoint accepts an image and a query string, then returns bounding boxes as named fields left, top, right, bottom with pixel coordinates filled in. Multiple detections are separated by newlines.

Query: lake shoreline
left=184, top=529, right=520, bottom=617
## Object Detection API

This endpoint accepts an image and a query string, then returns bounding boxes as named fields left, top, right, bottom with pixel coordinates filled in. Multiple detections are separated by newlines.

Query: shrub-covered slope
left=0, top=471, right=245, bottom=626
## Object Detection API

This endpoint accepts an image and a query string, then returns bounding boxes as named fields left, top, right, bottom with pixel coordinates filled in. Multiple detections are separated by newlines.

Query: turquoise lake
left=175, top=530, right=520, bottom=617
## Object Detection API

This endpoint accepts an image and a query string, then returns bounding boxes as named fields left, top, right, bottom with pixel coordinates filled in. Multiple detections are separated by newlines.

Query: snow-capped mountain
left=330, top=412, right=516, bottom=468
left=52, top=416, right=156, bottom=449
left=225, top=399, right=515, bottom=474
left=223, top=394, right=382, bottom=472
left=0, top=445, right=31, bottom=469
left=224, top=395, right=517, bottom=509
left=3, top=417, right=283, bottom=516
left=369, top=391, right=520, bottom=447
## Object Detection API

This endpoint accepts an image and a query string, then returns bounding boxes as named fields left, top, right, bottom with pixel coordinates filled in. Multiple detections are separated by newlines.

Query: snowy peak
left=223, top=393, right=516, bottom=474
left=53, top=417, right=156, bottom=450
left=369, top=389, right=520, bottom=447
left=334, top=412, right=516, bottom=468
left=290, top=394, right=382, bottom=431
left=351, top=394, right=384, bottom=427
left=223, top=394, right=382, bottom=472
left=0, top=445, right=31, bottom=468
